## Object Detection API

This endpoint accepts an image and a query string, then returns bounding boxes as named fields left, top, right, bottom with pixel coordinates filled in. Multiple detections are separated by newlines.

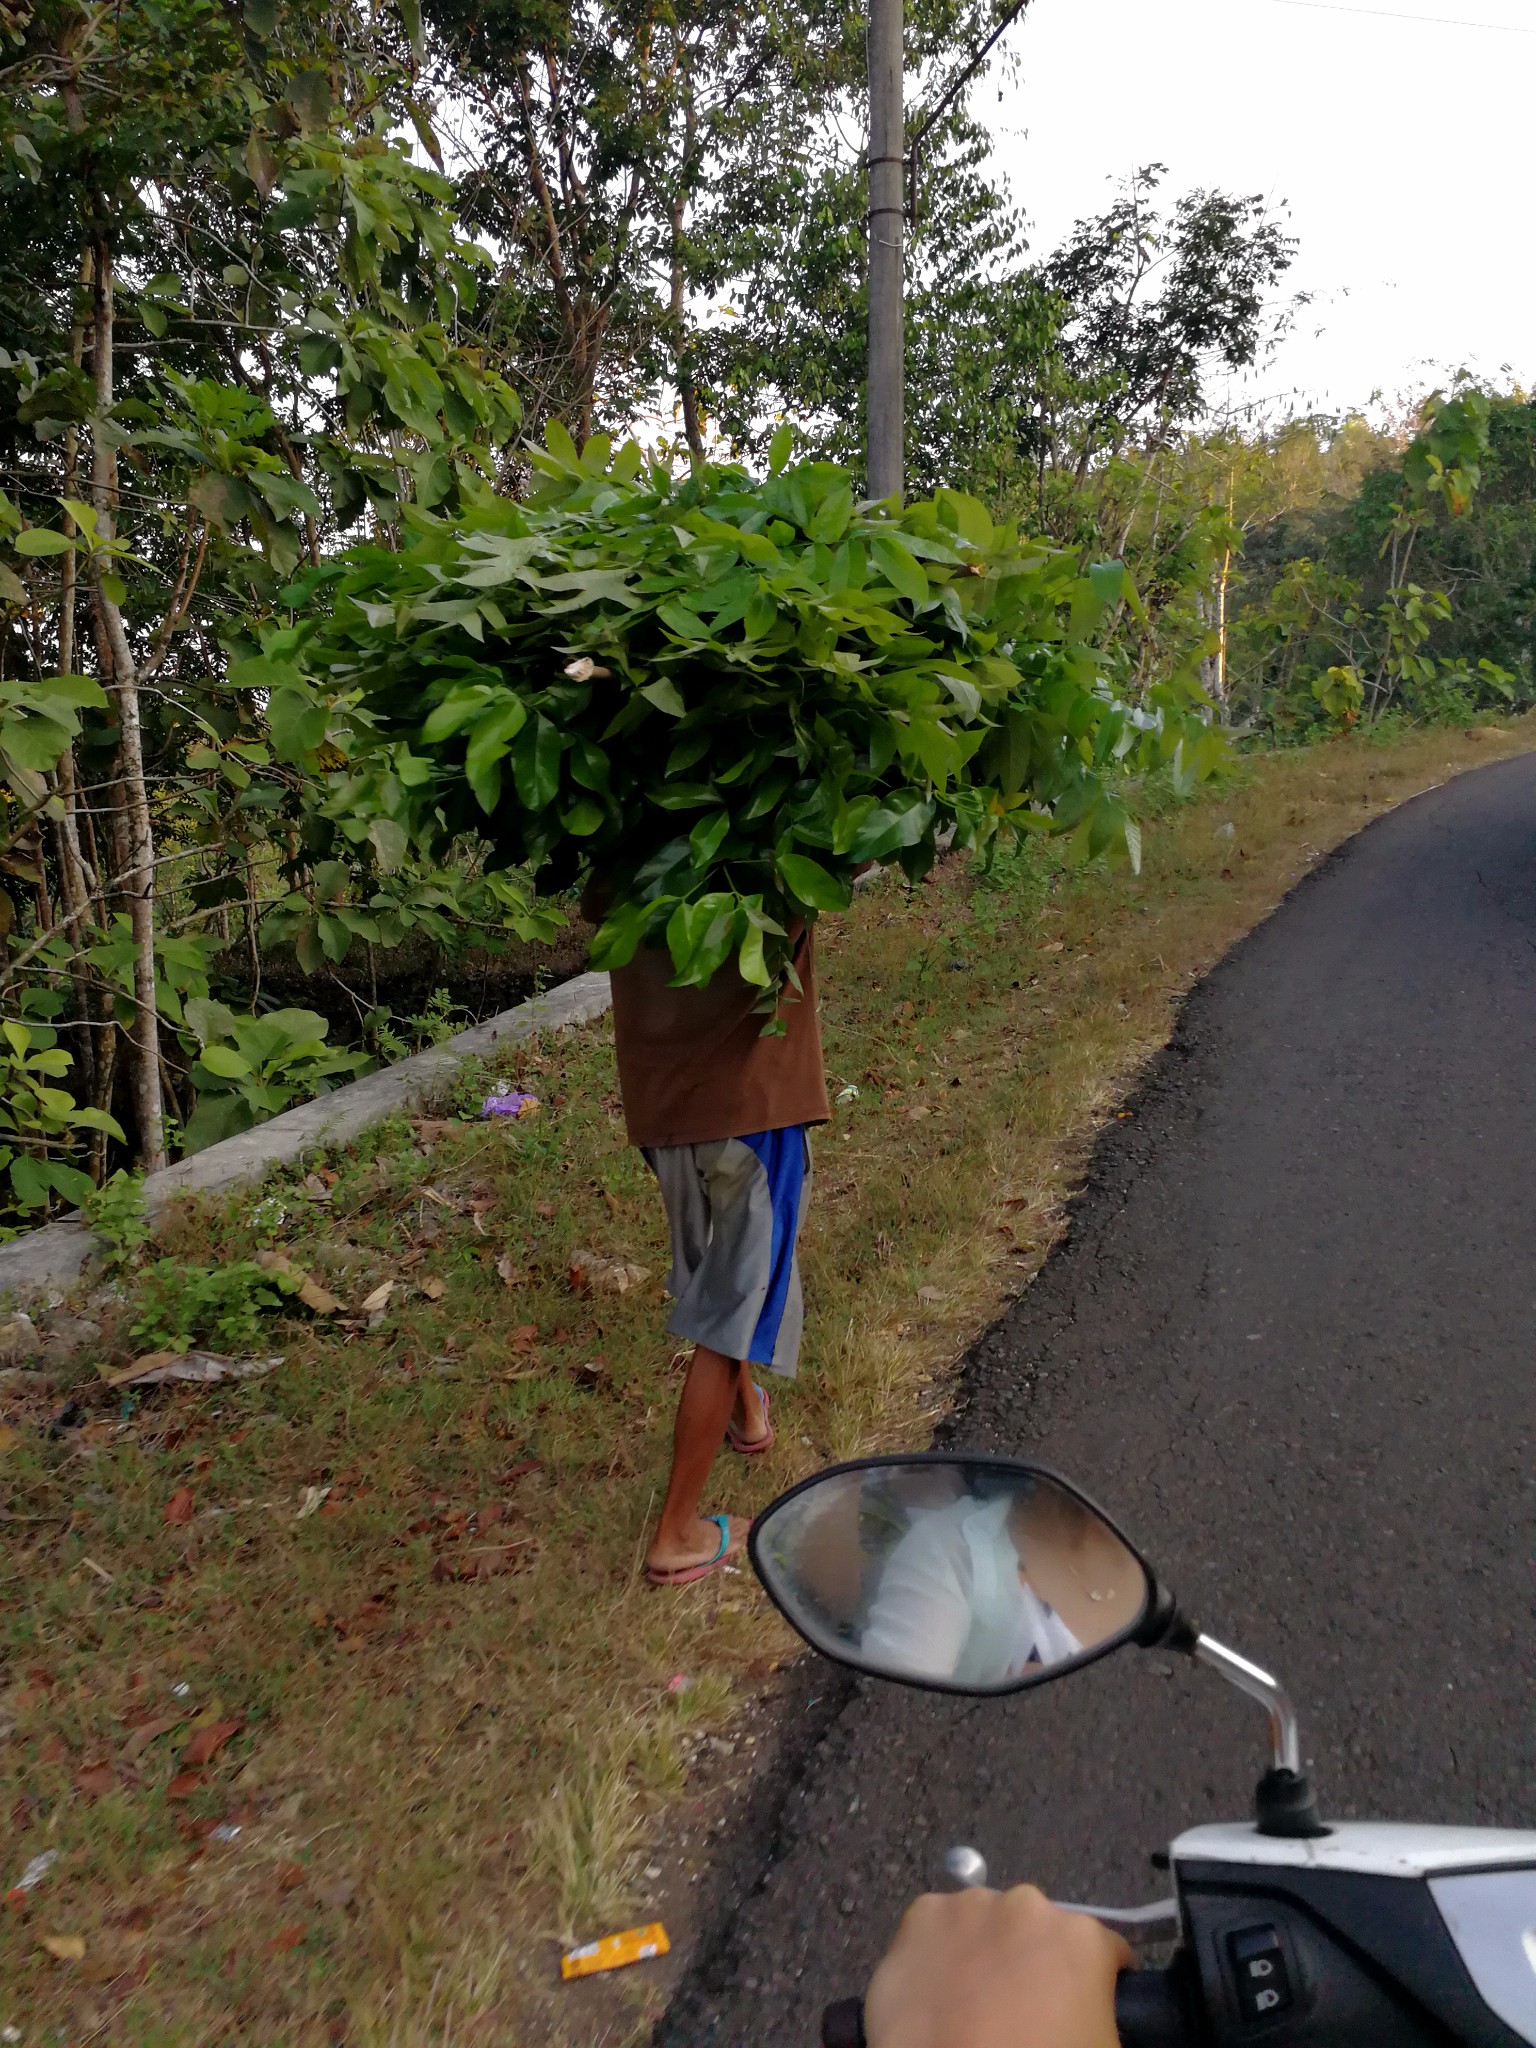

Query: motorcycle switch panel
left=1227, top=1925, right=1295, bottom=2022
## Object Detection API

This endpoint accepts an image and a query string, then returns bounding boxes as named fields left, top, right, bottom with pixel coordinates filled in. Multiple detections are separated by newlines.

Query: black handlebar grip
left=821, top=1996, right=866, bottom=2047
left=1115, top=1967, right=1189, bottom=2048
left=822, top=1966, right=1183, bottom=2048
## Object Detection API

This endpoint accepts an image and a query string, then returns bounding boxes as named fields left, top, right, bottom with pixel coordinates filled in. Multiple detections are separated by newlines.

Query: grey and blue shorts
left=642, top=1126, right=812, bottom=1376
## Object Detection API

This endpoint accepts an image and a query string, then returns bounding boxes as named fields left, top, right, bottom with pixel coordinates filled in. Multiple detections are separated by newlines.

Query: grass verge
left=2, top=720, right=1532, bottom=2045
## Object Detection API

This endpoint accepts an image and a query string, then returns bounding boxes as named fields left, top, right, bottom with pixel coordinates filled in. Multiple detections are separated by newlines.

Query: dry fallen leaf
left=163, top=1487, right=195, bottom=1526
left=431, top=1541, right=533, bottom=1583
left=256, top=1250, right=344, bottom=1316
left=568, top=1249, right=651, bottom=1295
left=0, top=1422, right=20, bottom=1454
left=494, top=1255, right=524, bottom=1288
left=109, top=1351, right=284, bottom=1389
left=121, top=1713, right=184, bottom=1761
left=510, top=1323, right=539, bottom=1352
left=916, top=1286, right=944, bottom=1305
left=165, top=1770, right=203, bottom=1799
left=182, top=1720, right=240, bottom=1768
left=418, top=1276, right=446, bottom=1301
left=359, top=1280, right=394, bottom=1317
left=73, top=1762, right=115, bottom=1797
left=412, top=1117, right=461, bottom=1145
left=295, top=1485, right=330, bottom=1520
left=39, top=1933, right=85, bottom=1962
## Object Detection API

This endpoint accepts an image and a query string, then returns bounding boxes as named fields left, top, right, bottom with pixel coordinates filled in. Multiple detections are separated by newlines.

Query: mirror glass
left=749, top=1457, right=1152, bottom=1695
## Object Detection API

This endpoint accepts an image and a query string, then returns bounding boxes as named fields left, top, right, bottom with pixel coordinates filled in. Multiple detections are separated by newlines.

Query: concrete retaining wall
left=0, top=970, right=613, bottom=1302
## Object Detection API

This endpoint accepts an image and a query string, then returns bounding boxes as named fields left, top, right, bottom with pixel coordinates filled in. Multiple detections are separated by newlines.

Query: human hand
left=864, top=1884, right=1132, bottom=2048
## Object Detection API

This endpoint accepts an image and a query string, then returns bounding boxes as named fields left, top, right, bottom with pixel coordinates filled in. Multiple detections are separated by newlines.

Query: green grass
left=2, top=718, right=1532, bottom=2045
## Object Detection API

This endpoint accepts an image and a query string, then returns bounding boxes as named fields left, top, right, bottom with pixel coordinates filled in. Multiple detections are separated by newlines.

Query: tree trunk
left=670, top=103, right=705, bottom=464
left=90, top=233, right=166, bottom=1174
left=1215, top=546, right=1232, bottom=704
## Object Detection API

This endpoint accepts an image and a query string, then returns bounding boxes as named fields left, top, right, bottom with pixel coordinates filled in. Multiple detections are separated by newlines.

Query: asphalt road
left=659, top=752, right=1536, bottom=2047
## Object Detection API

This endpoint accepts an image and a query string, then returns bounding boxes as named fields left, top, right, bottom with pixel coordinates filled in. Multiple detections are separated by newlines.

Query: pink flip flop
left=645, top=1514, right=742, bottom=1588
left=726, top=1383, right=774, bottom=1456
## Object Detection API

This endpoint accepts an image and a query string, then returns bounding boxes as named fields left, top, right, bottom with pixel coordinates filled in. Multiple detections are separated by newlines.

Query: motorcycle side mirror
left=749, top=1454, right=1328, bottom=1839
left=747, top=1454, right=1166, bottom=1698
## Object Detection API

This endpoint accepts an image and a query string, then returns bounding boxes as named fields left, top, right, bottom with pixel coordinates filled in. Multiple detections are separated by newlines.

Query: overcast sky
left=977, top=0, right=1536, bottom=423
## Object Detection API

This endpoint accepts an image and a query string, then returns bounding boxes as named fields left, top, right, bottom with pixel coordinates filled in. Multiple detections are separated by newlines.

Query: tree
left=421, top=0, right=1042, bottom=482
left=1024, top=166, right=1297, bottom=499
left=0, top=0, right=525, bottom=1200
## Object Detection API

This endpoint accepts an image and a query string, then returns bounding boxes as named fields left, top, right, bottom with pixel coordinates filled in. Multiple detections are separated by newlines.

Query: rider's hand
left=864, top=1884, right=1132, bottom=2048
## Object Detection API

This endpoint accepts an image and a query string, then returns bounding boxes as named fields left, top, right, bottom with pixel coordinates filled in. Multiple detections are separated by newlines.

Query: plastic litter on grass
left=560, top=1922, right=670, bottom=1980
left=482, top=1091, right=540, bottom=1119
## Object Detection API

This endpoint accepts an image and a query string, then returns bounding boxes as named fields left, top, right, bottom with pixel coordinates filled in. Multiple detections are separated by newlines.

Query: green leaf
left=9, top=1154, right=49, bottom=1209
left=689, top=809, right=730, bottom=868
left=293, top=921, right=324, bottom=976
left=243, top=0, right=279, bottom=32
left=190, top=473, right=252, bottom=529
left=368, top=818, right=408, bottom=871
left=398, top=0, right=424, bottom=57
left=465, top=698, right=528, bottom=812
left=510, top=713, right=561, bottom=811
left=936, top=489, right=994, bottom=549
left=561, top=797, right=605, bottom=835
left=641, top=676, right=686, bottom=718
left=588, top=897, right=653, bottom=971
left=70, top=1106, right=125, bottom=1139
left=13, top=529, right=72, bottom=557
left=737, top=919, right=771, bottom=987
left=288, top=69, right=332, bottom=135
left=871, top=533, right=930, bottom=607
left=544, top=418, right=581, bottom=467
left=198, top=1044, right=252, bottom=1079
left=806, top=485, right=854, bottom=544
left=767, top=422, right=794, bottom=474
left=421, top=686, right=493, bottom=744
left=267, top=689, right=328, bottom=762
left=658, top=601, right=712, bottom=642
left=845, top=790, right=933, bottom=861
left=776, top=851, right=850, bottom=911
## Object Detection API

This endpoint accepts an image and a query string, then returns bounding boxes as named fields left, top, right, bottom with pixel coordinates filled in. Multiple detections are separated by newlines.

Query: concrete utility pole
left=866, top=0, right=904, bottom=502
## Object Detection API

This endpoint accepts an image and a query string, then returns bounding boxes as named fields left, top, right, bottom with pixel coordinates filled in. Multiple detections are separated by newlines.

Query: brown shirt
left=608, top=929, right=830, bottom=1149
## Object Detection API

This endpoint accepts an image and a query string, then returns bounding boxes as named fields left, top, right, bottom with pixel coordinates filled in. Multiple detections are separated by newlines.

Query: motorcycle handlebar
left=820, top=1969, right=1188, bottom=2048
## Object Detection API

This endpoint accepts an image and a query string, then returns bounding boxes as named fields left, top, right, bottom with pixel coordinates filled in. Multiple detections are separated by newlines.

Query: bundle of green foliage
left=254, top=429, right=1222, bottom=997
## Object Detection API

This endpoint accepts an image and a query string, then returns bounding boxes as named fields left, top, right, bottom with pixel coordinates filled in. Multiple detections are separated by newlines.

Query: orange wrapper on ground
left=560, top=1922, right=670, bottom=1980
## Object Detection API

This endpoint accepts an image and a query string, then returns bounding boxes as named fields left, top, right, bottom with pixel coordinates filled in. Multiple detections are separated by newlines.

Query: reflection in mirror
left=751, top=1460, right=1151, bottom=1694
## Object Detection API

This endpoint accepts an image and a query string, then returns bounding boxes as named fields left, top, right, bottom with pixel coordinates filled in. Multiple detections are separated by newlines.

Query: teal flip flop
left=645, top=1514, right=742, bottom=1587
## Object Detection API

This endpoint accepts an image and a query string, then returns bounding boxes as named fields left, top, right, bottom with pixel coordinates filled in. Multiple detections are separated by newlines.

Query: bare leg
left=730, top=1372, right=769, bottom=1446
left=646, top=1344, right=749, bottom=1575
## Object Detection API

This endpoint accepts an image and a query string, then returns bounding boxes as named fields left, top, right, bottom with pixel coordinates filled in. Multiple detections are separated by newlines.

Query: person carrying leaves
left=606, top=921, right=828, bottom=1586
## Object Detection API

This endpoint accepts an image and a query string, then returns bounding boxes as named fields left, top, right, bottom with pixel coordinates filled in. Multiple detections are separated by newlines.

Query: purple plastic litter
left=481, top=1091, right=540, bottom=1119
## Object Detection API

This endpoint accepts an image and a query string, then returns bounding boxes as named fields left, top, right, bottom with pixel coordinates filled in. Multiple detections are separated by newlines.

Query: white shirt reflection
left=859, top=1495, right=1082, bottom=1686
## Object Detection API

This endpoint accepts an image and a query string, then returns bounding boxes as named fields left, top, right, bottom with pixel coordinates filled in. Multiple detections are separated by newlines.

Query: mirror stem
left=1191, top=1633, right=1328, bottom=1837
left=1191, top=1633, right=1300, bottom=1773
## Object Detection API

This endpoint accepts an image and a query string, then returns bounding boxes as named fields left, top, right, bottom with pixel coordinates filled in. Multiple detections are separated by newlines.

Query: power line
left=1263, top=0, right=1536, bottom=34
